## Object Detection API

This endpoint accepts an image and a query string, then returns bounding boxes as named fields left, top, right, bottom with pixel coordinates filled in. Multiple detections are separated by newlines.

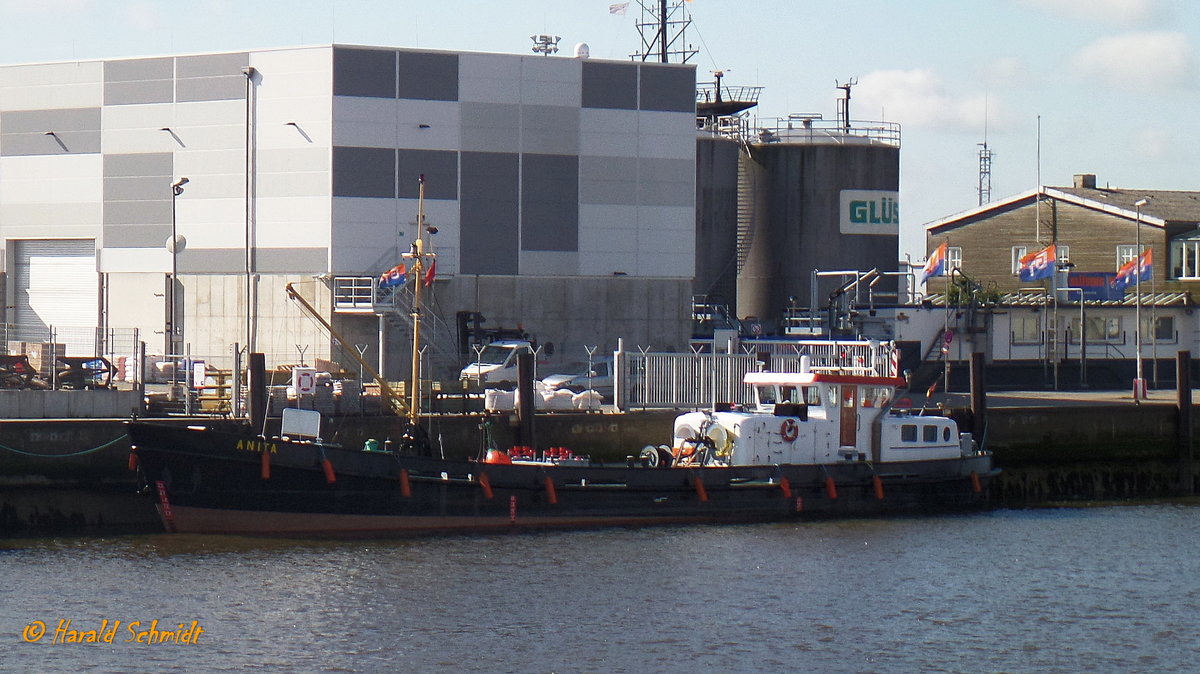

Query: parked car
left=541, top=358, right=614, bottom=397
left=460, top=340, right=535, bottom=386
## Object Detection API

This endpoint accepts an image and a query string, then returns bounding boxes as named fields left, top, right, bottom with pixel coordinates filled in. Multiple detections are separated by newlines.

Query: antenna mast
left=977, top=98, right=993, bottom=206
left=977, top=142, right=993, bottom=206
left=836, top=78, right=857, bottom=133
left=632, top=0, right=697, bottom=63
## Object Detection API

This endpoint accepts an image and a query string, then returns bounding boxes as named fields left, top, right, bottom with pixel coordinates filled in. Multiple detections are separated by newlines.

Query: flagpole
left=1134, top=198, right=1148, bottom=402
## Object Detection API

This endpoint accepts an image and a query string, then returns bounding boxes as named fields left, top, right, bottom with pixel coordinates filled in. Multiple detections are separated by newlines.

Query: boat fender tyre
left=639, top=445, right=660, bottom=468
left=655, top=446, right=675, bottom=469
left=780, top=418, right=799, bottom=442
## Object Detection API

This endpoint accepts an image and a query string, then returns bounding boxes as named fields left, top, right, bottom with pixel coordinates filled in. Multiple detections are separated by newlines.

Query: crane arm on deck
left=284, top=282, right=406, bottom=416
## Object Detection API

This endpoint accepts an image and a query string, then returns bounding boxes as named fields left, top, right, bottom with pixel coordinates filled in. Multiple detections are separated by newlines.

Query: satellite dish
left=165, top=234, right=187, bottom=253
left=573, top=42, right=590, bottom=59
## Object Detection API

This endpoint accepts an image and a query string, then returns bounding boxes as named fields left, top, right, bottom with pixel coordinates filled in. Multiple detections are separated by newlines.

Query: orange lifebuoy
left=780, top=418, right=799, bottom=442
left=893, top=397, right=913, bottom=409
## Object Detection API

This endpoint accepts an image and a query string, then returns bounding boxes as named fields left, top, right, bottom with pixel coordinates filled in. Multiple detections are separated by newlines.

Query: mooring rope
left=0, top=434, right=129, bottom=458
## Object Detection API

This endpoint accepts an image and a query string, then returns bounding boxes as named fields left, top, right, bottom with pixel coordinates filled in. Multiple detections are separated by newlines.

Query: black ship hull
left=127, top=421, right=997, bottom=537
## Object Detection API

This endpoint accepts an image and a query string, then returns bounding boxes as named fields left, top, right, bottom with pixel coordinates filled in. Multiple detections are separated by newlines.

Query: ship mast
left=404, top=175, right=431, bottom=427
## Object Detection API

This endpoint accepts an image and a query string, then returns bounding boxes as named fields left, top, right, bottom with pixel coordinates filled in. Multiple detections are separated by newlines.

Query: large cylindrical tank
left=694, top=136, right=741, bottom=312
left=737, top=137, right=899, bottom=326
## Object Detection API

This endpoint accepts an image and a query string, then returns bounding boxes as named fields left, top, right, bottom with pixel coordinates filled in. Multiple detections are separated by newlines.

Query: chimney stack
left=1073, top=173, right=1097, bottom=189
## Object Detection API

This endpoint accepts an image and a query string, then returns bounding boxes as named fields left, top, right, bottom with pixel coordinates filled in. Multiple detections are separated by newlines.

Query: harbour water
left=4, top=504, right=1199, bottom=673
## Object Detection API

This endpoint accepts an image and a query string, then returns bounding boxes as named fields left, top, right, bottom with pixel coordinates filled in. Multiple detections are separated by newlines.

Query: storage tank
left=737, top=118, right=901, bottom=328
left=694, top=135, right=741, bottom=316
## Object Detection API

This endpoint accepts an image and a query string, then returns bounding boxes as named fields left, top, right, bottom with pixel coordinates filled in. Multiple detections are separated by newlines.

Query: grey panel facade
left=639, top=66, right=695, bottom=113
left=333, top=48, right=397, bottom=98
left=581, top=62, right=637, bottom=110
left=397, top=149, right=458, bottom=200
left=177, top=75, right=245, bottom=102
left=103, top=152, right=172, bottom=241
left=521, top=154, right=578, bottom=251
left=254, top=247, right=327, bottom=273
left=460, top=151, right=519, bottom=275
left=104, top=223, right=171, bottom=248
left=580, top=156, right=639, bottom=205
left=177, top=248, right=244, bottom=273
left=333, top=146, right=396, bottom=198
left=176, top=52, right=249, bottom=78
left=0, top=108, right=101, bottom=156
left=104, top=57, right=173, bottom=105
left=177, top=53, right=248, bottom=102
left=398, top=51, right=458, bottom=101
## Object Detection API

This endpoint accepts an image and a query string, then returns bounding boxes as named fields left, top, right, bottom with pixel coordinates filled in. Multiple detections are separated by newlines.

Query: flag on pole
left=1017, top=244, right=1057, bottom=282
left=609, top=2, right=629, bottom=15
left=423, top=259, right=437, bottom=287
left=920, top=242, right=948, bottom=284
left=379, top=263, right=407, bottom=289
left=1112, top=248, right=1152, bottom=291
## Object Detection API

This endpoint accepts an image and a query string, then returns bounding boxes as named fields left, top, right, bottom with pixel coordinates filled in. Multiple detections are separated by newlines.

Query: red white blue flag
left=1018, top=244, right=1056, bottom=282
left=1112, top=248, right=1152, bottom=291
left=921, top=242, right=948, bottom=284
left=379, top=263, right=407, bottom=289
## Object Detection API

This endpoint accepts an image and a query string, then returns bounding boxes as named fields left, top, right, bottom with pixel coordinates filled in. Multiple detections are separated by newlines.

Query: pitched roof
left=924, top=184, right=1200, bottom=234
left=1052, top=186, right=1200, bottom=224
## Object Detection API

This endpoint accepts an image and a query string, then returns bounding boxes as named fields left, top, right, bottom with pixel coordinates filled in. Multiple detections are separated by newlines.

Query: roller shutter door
left=14, top=239, right=98, bottom=353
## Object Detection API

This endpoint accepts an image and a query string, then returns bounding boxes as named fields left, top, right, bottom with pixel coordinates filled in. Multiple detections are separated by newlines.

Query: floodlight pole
left=1134, top=198, right=1149, bottom=403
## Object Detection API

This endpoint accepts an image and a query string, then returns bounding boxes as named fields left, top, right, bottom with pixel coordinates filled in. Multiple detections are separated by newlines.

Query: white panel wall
left=100, top=248, right=169, bottom=273
left=460, top=53, right=521, bottom=104
left=255, top=196, right=329, bottom=248
left=394, top=100, right=460, bottom=150
left=0, top=155, right=103, bottom=236
left=333, top=97, right=399, bottom=147
left=636, top=205, right=694, bottom=276
left=519, top=56, right=581, bottom=106
left=638, top=110, right=697, bottom=160
left=0, top=62, right=104, bottom=110
left=580, top=108, right=640, bottom=157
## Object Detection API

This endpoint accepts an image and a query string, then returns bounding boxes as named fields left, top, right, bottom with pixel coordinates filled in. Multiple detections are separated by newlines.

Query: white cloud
left=1070, top=31, right=1195, bottom=91
left=0, top=0, right=91, bottom=12
left=1130, top=126, right=1172, bottom=160
left=1016, top=0, right=1159, bottom=23
left=855, top=69, right=997, bottom=132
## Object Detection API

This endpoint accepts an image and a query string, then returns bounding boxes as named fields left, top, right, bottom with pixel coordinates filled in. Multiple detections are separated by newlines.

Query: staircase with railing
left=374, top=282, right=462, bottom=379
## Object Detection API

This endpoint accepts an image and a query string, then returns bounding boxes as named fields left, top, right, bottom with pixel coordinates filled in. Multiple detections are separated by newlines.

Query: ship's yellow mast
left=403, top=175, right=433, bottom=427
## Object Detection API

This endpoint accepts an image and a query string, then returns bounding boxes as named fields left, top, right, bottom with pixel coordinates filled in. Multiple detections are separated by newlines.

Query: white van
left=459, top=340, right=534, bottom=385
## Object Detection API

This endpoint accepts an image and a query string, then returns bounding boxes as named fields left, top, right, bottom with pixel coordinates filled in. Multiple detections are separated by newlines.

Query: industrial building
left=0, top=44, right=698, bottom=377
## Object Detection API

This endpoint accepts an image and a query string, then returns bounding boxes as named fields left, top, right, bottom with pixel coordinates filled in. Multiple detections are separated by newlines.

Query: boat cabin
left=672, top=369, right=968, bottom=467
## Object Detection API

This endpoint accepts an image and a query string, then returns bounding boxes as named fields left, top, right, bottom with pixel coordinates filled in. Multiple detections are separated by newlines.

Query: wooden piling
left=1177, top=350, right=1194, bottom=495
left=970, top=352, right=988, bottom=447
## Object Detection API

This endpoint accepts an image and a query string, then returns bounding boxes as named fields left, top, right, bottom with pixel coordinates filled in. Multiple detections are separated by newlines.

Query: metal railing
left=617, top=340, right=897, bottom=410
left=752, top=116, right=902, bottom=148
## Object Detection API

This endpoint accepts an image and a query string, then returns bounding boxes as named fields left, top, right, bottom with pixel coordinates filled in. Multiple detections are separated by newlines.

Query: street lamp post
left=1134, top=197, right=1148, bottom=402
left=168, top=177, right=188, bottom=370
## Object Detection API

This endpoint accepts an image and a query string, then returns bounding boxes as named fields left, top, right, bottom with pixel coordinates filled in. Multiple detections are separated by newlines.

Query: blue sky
left=1, top=0, right=1197, bottom=261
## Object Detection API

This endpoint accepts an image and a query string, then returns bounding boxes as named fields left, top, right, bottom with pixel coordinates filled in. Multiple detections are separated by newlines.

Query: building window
left=1011, top=246, right=1027, bottom=275
left=1117, top=244, right=1146, bottom=268
left=1057, top=245, right=1070, bottom=264
left=1012, top=315, right=1041, bottom=344
left=1142, top=315, right=1176, bottom=343
left=1170, top=238, right=1200, bottom=280
left=947, top=246, right=963, bottom=273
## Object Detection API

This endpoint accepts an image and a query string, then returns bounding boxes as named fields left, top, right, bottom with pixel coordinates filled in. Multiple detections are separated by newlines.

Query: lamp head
left=1135, top=198, right=1148, bottom=207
